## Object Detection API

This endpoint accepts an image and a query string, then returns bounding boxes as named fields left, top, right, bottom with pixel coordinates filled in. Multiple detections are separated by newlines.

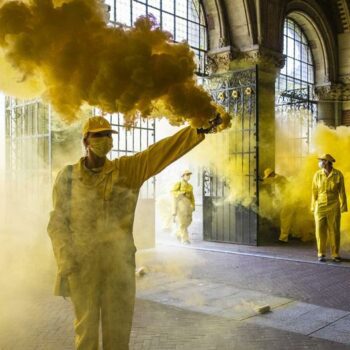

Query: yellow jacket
left=47, top=126, right=204, bottom=295
left=311, top=168, right=348, bottom=213
left=172, top=180, right=195, bottom=208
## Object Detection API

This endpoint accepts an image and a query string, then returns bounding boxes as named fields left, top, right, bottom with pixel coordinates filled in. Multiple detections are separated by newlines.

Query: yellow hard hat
left=82, top=116, right=118, bottom=136
left=182, top=170, right=192, bottom=177
left=318, top=154, right=336, bottom=163
left=263, top=168, right=275, bottom=179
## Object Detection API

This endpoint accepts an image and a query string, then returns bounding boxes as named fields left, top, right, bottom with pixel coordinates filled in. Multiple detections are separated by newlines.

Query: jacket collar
left=78, top=157, right=115, bottom=178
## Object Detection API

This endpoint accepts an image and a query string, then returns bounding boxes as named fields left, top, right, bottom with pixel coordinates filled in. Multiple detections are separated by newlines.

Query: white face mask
left=318, top=160, right=325, bottom=169
left=88, top=137, right=113, bottom=158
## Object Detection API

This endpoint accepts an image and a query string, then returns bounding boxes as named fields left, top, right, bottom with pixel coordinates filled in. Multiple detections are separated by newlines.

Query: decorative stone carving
left=206, top=46, right=236, bottom=74
left=315, top=83, right=350, bottom=101
left=237, top=47, right=286, bottom=70
left=337, top=0, right=350, bottom=32
left=343, top=84, right=350, bottom=100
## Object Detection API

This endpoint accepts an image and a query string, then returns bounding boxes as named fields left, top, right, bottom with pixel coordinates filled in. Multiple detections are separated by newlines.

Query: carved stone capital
left=315, top=83, right=345, bottom=100
left=206, top=46, right=237, bottom=74
left=343, top=84, right=350, bottom=100
left=238, top=47, right=286, bottom=70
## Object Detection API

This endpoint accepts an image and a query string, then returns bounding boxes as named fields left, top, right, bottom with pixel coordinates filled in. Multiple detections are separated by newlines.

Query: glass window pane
left=294, top=61, right=301, bottom=80
left=200, top=25, right=206, bottom=49
left=132, top=2, right=146, bottom=23
left=148, top=8, right=161, bottom=24
left=175, top=17, right=187, bottom=42
left=301, top=64, right=308, bottom=82
left=162, top=0, right=174, bottom=13
left=188, top=21, right=199, bottom=47
left=116, top=0, right=131, bottom=25
left=106, top=0, right=115, bottom=22
left=175, top=0, right=187, bottom=18
left=188, top=0, right=200, bottom=22
left=162, top=12, right=174, bottom=37
left=148, top=0, right=160, bottom=7
left=301, top=44, right=307, bottom=62
left=294, top=40, right=301, bottom=60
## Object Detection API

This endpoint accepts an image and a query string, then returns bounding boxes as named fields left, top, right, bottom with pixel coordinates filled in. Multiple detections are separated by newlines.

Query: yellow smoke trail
left=188, top=114, right=257, bottom=207
left=0, top=0, right=230, bottom=129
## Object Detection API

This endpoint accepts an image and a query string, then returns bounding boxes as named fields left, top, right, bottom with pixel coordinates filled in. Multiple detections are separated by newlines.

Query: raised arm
left=119, top=126, right=205, bottom=188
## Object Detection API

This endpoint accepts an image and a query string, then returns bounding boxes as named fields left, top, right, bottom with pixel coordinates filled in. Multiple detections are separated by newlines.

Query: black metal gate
left=201, top=67, right=258, bottom=245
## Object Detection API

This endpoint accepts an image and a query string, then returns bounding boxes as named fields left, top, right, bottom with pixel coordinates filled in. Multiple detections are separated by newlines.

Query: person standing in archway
left=172, top=170, right=195, bottom=244
left=311, top=154, right=347, bottom=263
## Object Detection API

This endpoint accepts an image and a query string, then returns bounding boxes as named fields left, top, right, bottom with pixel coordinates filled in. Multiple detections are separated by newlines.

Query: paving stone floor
left=1, top=237, right=350, bottom=349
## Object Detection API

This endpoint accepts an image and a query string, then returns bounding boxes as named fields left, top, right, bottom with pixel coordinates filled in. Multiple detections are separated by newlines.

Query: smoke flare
left=0, top=0, right=230, bottom=129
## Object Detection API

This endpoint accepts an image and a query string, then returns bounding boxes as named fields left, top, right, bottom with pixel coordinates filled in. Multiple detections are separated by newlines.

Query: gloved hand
left=197, top=113, right=223, bottom=134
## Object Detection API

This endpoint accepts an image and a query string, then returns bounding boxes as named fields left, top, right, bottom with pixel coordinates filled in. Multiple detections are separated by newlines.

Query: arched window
left=275, top=17, right=317, bottom=172
left=277, top=18, right=314, bottom=93
left=106, top=0, right=208, bottom=74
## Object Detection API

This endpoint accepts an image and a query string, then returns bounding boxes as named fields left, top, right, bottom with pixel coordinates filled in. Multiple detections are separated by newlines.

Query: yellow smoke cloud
left=0, top=0, right=230, bottom=129
left=275, top=112, right=350, bottom=245
left=188, top=108, right=350, bottom=248
left=188, top=114, right=257, bottom=207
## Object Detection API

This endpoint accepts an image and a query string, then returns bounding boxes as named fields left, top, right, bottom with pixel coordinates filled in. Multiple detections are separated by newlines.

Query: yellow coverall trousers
left=67, top=243, right=135, bottom=350
left=314, top=208, right=341, bottom=258
left=175, top=196, right=193, bottom=242
left=278, top=203, right=294, bottom=242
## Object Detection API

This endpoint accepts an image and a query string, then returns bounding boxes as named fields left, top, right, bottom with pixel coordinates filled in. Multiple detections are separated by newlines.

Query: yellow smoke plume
left=188, top=114, right=257, bottom=207
left=189, top=107, right=350, bottom=248
left=0, top=0, right=230, bottom=129
left=275, top=111, right=350, bottom=246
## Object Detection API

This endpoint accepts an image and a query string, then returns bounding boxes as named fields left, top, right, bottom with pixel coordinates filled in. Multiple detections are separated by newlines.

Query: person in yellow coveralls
left=171, top=170, right=195, bottom=244
left=47, top=115, right=221, bottom=350
left=311, top=154, right=347, bottom=263
left=263, top=168, right=295, bottom=244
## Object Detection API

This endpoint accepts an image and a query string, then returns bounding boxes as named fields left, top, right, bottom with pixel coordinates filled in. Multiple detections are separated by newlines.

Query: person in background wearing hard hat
left=172, top=170, right=195, bottom=244
left=47, top=115, right=221, bottom=350
left=311, top=154, right=347, bottom=263
left=263, top=168, right=295, bottom=244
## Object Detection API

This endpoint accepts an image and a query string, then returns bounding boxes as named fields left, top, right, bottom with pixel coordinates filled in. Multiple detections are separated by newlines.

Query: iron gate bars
left=201, top=67, right=259, bottom=245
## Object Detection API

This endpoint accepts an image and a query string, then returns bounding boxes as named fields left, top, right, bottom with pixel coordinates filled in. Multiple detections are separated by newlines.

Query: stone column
left=205, top=46, right=286, bottom=243
left=228, top=49, right=284, bottom=178
left=315, top=84, right=343, bottom=127
left=230, top=48, right=285, bottom=244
